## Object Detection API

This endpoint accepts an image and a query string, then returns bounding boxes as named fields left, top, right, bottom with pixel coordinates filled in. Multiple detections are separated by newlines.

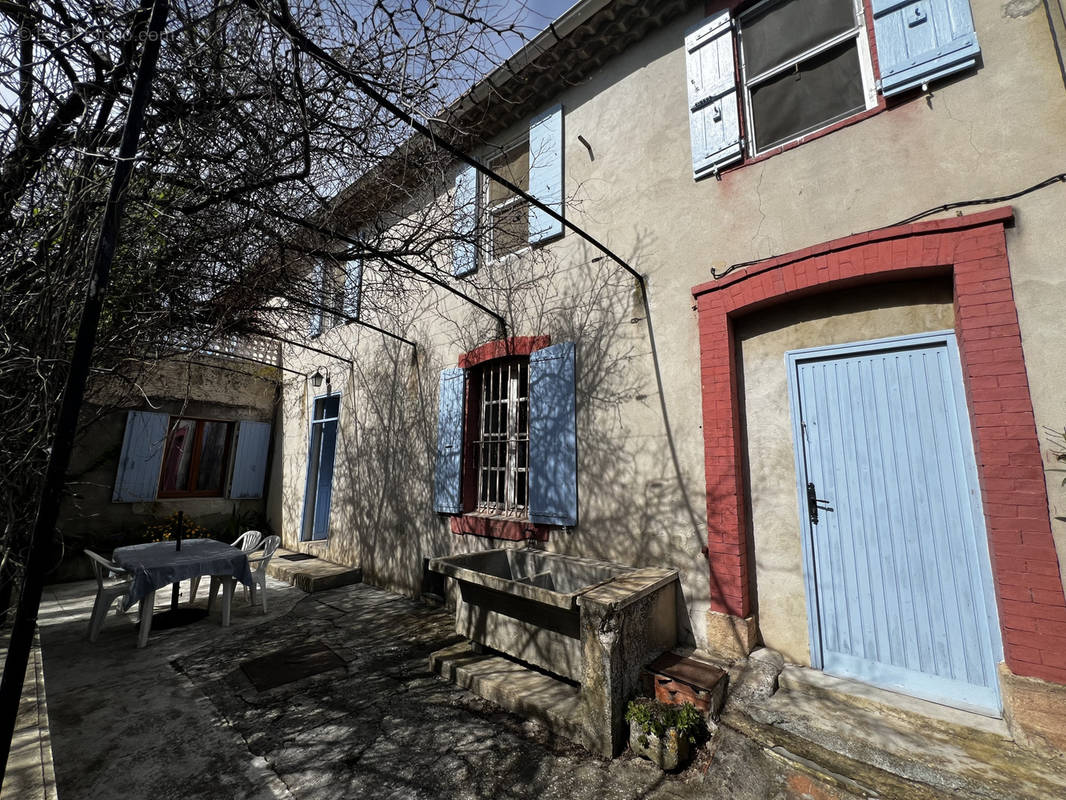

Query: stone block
left=705, top=610, right=758, bottom=659
left=627, top=720, right=689, bottom=771
left=999, top=662, right=1066, bottom=754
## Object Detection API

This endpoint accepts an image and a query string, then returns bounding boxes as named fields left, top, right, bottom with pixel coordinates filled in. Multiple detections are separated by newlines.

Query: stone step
left=266, top=548, right=362, bottom=593
left=723, top=709, right=966, bottom=800
left=733, top=666, right=1066, bottom=800
left=430, top=641, right=588, bottom=749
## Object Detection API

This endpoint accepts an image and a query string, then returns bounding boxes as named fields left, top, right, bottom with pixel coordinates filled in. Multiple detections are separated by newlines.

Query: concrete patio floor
left=27, top=578, right=835, bottom=800
left=23, top=577, right=1066, bottom=800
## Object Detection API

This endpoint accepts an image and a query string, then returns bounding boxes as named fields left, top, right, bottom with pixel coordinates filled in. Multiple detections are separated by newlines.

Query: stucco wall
left=736, top=280, right=955, bottom=664
left=272, top=0, right=1066, bottom=653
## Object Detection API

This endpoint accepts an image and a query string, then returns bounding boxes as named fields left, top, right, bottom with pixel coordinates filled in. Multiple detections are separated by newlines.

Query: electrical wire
left=711, top=171, right=1066, bottom=281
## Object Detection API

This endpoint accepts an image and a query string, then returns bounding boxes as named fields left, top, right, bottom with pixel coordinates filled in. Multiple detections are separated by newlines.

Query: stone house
left=101, top=0, right=1066, bottom=754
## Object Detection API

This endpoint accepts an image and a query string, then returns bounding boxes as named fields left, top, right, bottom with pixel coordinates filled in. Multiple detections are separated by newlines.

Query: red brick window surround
left=691, top=206, right=1066, bottom=685
left=451, top=336, right=552, bottom=542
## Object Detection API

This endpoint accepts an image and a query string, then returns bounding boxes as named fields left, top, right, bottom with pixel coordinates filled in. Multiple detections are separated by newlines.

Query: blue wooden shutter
left=452, top=165, right=478, bottom=276
left=308, top=261, right=324, bottom=337
left=529, top=342, right=577, bottom=526
left=434, top=368, right=466, bottom=513
left=112, top=411, right=169, bottom=502
left=686, top=11, right=742, bottom=179
left=528, top=104, right=564, bottom=244
left=229, top=421, right=272, bottom=499
left=873, top=0, right=980, bottom=97
left=343, top=259, right=362, bottom=320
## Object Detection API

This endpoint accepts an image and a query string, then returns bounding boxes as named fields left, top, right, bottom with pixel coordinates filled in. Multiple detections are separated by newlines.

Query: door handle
left=806, top=482, right=833, bottom=525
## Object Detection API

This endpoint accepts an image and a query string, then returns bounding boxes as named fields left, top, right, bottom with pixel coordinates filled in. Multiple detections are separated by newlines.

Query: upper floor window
left=452, top=105, right=564, bottom=276
left=738, top=0, right=875, bottom=154
left=308, top=256, right=362, bottom=338
left=486, top=139, right=531, bottom=261
left=687, top=0, right=981, bottom=179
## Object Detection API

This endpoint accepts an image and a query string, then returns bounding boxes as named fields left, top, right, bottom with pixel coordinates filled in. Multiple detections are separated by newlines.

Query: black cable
left=711, top=171, right=1066, bottom=281
left=254, top=0, right=646, bottom=289
left=892, top=172, right=1066, bottom=226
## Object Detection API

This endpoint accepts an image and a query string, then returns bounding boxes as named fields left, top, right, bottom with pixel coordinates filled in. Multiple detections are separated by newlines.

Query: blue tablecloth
left=113, top=539, right=253, bottom=607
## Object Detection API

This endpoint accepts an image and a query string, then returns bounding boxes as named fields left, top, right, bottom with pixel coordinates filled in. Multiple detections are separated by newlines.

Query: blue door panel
left=788, top=332, right=1002, bottom=714
left=312, top=418, right=337, bottom=540
left=302, top=394, right=340, bottom=542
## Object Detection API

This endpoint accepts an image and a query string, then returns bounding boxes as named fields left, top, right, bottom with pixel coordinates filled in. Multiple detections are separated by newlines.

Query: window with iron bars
left=475, top=359, right=529, bottom=515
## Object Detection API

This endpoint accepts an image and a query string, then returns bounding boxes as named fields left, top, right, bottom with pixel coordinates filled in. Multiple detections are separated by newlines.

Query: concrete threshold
left=266, top=547, right=362, bottom=593
left=734, top=665, right=1066, bottom=800
left=430, top=641, right=586, bottom=746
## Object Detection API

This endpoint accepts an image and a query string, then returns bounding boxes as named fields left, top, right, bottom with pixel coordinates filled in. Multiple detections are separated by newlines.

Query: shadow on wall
left=279, top=229, right=754, bottom=655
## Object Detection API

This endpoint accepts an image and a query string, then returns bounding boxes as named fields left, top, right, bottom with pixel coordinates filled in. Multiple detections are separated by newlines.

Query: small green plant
left=144, top=512, right=209, bottom=543
left=625, top=698, right=703, bottom=748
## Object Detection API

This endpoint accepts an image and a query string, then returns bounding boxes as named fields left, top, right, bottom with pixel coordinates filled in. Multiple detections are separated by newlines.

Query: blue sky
left=515, top=0, right=578, bottom=33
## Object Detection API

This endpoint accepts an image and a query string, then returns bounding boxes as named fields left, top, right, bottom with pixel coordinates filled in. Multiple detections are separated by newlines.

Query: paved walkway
left=32, top=579, right=1066, bottom=800
left=35, top=579, right=766, bottom=800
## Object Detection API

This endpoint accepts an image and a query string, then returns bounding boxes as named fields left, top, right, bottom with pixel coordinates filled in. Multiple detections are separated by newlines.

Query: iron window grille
left=475, top=359, right=529, bottom=516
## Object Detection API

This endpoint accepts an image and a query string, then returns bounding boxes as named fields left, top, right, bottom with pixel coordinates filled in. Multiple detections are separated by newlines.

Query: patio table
left=113, top=539, right=254, bottom=647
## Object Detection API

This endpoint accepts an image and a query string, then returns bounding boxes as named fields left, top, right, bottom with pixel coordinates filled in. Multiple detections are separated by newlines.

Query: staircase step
left=266, top=548, right=362, bottom=593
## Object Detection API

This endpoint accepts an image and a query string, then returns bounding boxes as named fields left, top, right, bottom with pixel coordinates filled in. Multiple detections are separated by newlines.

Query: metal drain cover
left=240, top=640, right=345, bottom=691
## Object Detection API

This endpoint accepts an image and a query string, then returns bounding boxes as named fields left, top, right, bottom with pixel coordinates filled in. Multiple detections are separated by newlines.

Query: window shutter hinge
left=692, top=95, right=716, bottom=113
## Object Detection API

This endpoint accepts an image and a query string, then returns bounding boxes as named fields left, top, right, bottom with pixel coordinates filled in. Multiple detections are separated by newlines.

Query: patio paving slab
left=36, top=579, right=807, bottom=800
left=35, top=577, right=1066, bottom=800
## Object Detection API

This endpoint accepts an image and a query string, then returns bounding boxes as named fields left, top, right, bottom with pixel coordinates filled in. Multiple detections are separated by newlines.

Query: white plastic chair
left=84, top=550, right=133, bottom=642
left=246, top=535, right=280, bottom=613
left=189, top=530, right=263, bottom=602
left=207, top=535, right=279, bottom=618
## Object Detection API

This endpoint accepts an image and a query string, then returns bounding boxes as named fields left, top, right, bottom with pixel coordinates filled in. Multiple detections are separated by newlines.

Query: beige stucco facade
left=272, top=0, right=1066, bottom=674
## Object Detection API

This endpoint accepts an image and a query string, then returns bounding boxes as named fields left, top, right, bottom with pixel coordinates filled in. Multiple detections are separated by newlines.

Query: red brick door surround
left=691, top=206, right=1066, bottom=684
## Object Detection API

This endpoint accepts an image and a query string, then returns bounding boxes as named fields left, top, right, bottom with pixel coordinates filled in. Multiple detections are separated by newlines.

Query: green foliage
left=144, top=512, right=210, bottom=543
left=625, top=699, right=703, bottom=746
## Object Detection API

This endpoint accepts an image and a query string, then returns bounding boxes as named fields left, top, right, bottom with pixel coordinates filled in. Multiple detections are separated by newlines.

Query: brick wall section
left=691, top=206, right=1066, bottom=684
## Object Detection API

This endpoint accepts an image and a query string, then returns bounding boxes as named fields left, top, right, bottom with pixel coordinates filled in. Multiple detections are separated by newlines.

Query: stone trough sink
left=429, top=547, right=678, bottom=756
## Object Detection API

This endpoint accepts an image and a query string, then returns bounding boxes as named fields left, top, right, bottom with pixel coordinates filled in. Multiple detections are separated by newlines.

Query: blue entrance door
left=302, top=394, right=340, bottom=541
left=787, top=332, right=1003, bottom=713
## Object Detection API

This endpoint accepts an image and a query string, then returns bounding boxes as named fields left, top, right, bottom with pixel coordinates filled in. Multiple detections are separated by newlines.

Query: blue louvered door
left=787, top=332, right=1002, bottom=713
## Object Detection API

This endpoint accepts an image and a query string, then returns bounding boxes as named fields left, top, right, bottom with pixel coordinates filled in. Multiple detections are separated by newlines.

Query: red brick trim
left=452, top=335, right=553, bottom=542
left=458, top=336, right=550, bottom=368
left=691, top=206, right=1066, bottom=684
left=450, top=514, right=550, bottom=542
